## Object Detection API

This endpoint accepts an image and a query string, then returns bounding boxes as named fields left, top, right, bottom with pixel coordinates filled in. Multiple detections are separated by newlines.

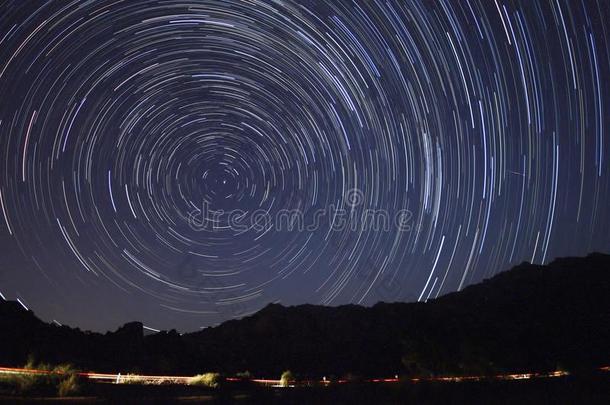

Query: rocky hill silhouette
left=1, top=253, right=608, bottom=377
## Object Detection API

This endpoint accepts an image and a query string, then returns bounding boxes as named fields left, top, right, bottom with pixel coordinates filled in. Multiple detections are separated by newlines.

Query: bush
left=118, top=374, right=143, bottom=384
left=4, top=372, right=38, bottom=394
left=280, top=370, right=294, bottom=387
left=53, top=364, right=81, bottom=397
left=57, top=374, right=80, bottom=397
left=188, top=373, right=222, bottom=388
left=0, top=361, right=80, bottom=396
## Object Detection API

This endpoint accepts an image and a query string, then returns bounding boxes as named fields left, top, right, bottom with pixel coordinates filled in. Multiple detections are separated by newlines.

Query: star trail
left=0, top=0, right=609, bottom=332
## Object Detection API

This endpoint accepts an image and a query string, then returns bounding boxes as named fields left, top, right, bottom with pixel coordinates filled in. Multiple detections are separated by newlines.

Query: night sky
left=0, top=0, right=609, bottom=333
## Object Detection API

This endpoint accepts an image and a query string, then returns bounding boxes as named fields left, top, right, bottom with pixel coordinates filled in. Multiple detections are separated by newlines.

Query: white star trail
left=0, top=0, right=608, bottom=331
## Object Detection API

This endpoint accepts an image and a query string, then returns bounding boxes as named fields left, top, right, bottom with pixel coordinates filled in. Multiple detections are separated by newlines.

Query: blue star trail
left=0, top=0, right=608, bottom=332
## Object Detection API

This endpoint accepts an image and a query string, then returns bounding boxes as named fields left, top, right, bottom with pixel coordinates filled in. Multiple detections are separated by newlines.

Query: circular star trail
left=0, top=0, right=609, bottom=331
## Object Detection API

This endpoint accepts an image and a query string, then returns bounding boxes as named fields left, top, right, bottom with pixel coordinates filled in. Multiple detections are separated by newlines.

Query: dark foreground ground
left=1, top=375, right=610, bottom=404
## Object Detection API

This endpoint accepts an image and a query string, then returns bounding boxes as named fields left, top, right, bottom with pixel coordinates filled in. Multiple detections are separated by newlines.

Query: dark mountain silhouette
left=1, top=253, right=609, bottom=377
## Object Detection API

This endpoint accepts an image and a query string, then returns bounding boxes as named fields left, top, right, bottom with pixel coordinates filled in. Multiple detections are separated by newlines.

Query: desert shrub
left=280, top=370, right=294, bottom=387
left=118, top=374, right=185, bottom=385
left=2, top=372, right=38, bottom=394
left=11, top=361, right=53, bottom=394
left=52, top=364, right=80, bottom=397
left=57, top=373, right=80, bottom=397
left=188, top=372, right=222, bottom=388
left=120, top=374, right=145, bottom=384
left=1, top=361, right=80, bottom=396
